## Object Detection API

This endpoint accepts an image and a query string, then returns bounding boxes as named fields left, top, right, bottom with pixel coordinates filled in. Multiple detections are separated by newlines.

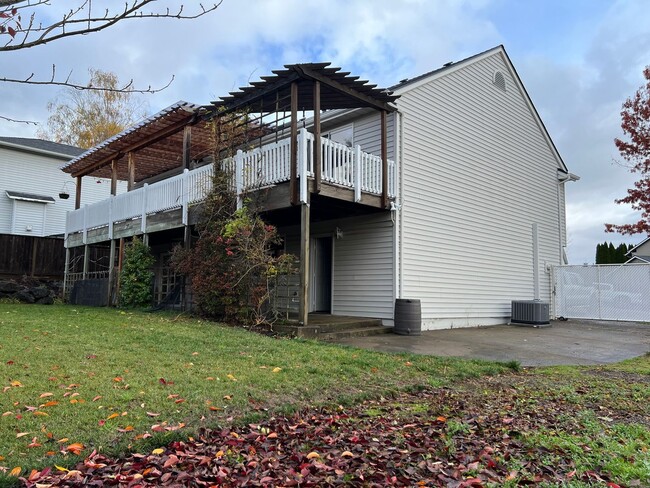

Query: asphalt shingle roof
left=0, top=137, right=84, bottom=157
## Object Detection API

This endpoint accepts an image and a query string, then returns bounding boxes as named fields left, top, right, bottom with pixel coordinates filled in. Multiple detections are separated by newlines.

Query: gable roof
left=391, top=45, right=569, bottom=173
left=626, top=236, right=650, bottom=256
left=0, top=137, right=83, bottom=159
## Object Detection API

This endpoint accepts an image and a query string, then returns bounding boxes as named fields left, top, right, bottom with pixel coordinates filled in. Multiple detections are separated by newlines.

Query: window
left=325, top=124, right=353, bottom=147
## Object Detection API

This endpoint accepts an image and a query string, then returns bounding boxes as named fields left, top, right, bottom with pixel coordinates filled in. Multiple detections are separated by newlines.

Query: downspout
left=391, top=111, right=401, bottom=306
left=398, top=111, right=405, bottom=299
left=556, top=170, right=580, bottom=264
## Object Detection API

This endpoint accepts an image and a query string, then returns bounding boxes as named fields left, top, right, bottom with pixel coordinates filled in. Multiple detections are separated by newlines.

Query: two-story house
left=60, top=45, right=578, bottom=329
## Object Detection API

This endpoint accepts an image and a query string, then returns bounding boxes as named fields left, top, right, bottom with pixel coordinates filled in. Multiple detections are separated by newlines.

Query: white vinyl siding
left=397, top=51, right=565, bottom=329
left=279, top=213, right=395, bottom=324
left=0, top=146, right=125, bottom=237
left=352, top=111, right=395, bottom=158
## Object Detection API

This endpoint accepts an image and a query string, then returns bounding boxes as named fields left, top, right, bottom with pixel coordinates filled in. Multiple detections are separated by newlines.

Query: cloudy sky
left=1, top=0, right=648, bottom=264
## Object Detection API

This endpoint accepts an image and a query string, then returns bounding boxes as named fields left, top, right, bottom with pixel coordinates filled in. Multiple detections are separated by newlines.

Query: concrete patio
left=333, top=319, right=650, bottom=366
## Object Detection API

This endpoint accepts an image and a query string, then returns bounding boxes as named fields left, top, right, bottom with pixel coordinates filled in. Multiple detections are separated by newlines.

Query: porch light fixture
left=335, top=227, right=343, bottom=240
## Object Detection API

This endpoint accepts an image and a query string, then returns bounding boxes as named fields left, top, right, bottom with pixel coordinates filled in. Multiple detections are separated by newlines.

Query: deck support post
left=313, top=80, right=321, bottom=193
left=127, top=152, right=135, bottom=191
left=110, top=159, right=118, bottom=196
left=380, top=110, right=388, bottom=209
left=116, top=238, right=124, bottom=303
left=289, top=81, right=299, bottom=205
left=182, top=126, right=192, bottom=169
left=299, top=200, right=310, bottom=326
left=62, top=247, right=70, bottom=300
left=75, top=176, right=82, bottom=210
left=108, top=239, right=116, bottom=305
left=82, top=244, right=89, bottom=280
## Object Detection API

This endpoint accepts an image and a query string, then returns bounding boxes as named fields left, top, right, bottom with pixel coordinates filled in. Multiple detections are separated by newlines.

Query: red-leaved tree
left=606, top=67, right=650, bottom=235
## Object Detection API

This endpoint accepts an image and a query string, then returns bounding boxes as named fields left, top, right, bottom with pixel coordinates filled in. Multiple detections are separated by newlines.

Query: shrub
left=119, top=236, right=155, bottom=308
left=173, top=166, right=296, bottom=324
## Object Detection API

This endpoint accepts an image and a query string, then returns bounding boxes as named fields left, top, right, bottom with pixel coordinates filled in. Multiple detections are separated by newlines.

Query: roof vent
left=442, top=62, right=453, bottom=67
left=493, top=71, right=506, bottom=92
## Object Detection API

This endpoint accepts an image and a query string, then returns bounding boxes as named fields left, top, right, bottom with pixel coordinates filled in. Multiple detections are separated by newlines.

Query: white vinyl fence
left=553, top=264, right=650, bottom=321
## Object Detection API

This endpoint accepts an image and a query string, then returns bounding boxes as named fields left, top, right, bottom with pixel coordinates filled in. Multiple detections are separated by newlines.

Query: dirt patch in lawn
left=19, top=368, right=649, bottom=487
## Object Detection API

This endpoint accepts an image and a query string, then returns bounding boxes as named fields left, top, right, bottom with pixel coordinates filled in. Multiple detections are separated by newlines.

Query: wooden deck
left=65, top=130, right=395, bottom=248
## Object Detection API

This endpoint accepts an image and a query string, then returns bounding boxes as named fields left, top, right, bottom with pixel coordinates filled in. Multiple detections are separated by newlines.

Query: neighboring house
left=60, top=45, right=578, bottom=329
left=0, top=137, right=123, bottom=237
left=625, top=237, right=650, bottom=264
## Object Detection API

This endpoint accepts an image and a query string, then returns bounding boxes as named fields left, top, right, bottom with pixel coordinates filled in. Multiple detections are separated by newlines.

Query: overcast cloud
left=1, top=0, right=648, bottom=264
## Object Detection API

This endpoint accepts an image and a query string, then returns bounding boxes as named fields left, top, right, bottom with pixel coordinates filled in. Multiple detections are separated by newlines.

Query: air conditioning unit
left=511, top=300, right=550, bottom=327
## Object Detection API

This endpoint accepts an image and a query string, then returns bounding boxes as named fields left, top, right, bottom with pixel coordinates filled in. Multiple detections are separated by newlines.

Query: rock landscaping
left=0, top=277, right=60, bottom=304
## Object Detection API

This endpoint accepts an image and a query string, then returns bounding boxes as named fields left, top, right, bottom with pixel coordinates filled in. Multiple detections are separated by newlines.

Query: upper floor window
left=325, top=124, right=353, bottom=147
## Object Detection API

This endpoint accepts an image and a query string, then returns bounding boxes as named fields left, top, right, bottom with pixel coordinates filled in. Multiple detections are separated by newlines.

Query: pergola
left=61, top=102, right=214, bottom=207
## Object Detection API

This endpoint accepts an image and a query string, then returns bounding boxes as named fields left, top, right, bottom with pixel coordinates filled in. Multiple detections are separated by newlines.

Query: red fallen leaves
left=21, top=386, right=635, bottom=488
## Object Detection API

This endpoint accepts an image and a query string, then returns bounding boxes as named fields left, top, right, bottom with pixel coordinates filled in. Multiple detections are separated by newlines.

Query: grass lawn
left=0, top=304, right=510, bottom=480
left=1, top=304, right=648, bottom=487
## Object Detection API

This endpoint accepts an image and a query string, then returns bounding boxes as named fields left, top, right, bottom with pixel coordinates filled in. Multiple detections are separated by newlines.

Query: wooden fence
left=0, top=234, right=66, bottom=278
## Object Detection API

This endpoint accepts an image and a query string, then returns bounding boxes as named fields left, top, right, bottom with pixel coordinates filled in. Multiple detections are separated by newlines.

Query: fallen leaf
left=152, top=448, right=165, bottom=455
left=223, top=395, right=232, bottom=400
left=98, top=419, right=106, bottom=426
left=39, top=392, right=54, bottom=398
left=27, top=437, right=42, bottom=448
left=66, top=442, right=84, bottom=455
left=58, top=437, right=69, bottom=443
left=272, top=367, right=282, bottom=373
left=192, top=352, right=199, bottom=356
left=106, top=413, right=119, bottom=420
left=174, top=398, right=186, bottom=404
left=306, top=451, right=320, bottom=459
left=10, top=380, right=23, bottom=387
left=341, top=451, right=354, bottom=457
left=2, top=411, right=13, bottom=417
left=92, top=395, right=102, bottom=402
left=8, top=467, right=21, bottom=477
left=33, top=411, right=49, bottom=417
left=16, top=432, right=29, bottom=438
left=209, top=406, right=221, bottom=411
left=55, top=465, right=69, bottom=472
left=113, top=377, right=122, bottom=382
left=42, top=401, right=58, bottom=407
left=146, top=411, right=161, bottom=417
left=206, top=376, right=215, bottom=381
left=227, top=374, right=237, bottom=381
left=436, top=416, right=447, bottom=422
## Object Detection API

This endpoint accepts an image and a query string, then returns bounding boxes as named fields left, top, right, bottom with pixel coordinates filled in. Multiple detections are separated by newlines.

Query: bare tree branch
left=0, top=113, right=38, bottom=125
left=0, top=1, right=222, bottom=52
left=1, top=65, right=175, bottom=93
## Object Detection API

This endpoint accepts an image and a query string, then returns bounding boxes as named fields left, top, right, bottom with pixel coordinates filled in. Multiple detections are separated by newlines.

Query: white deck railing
left=66, top=129, right=395, bottom=243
